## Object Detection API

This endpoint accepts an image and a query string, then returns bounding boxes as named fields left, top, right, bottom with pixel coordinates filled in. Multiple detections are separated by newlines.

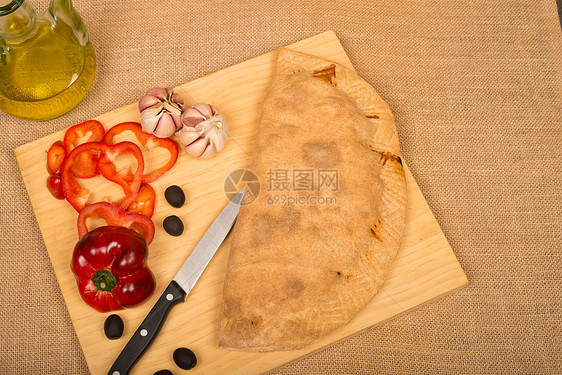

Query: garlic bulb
left=138, top=87, right=184, bottom=138
left=177, top=103, right=228, bottom=159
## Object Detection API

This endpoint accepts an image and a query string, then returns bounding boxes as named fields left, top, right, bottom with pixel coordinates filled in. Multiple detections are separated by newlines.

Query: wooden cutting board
left=15, top=31, right=467, bottom=375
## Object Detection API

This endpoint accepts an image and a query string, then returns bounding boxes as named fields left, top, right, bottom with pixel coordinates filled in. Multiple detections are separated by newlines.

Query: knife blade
left=108, top=188, right=245, bottom=375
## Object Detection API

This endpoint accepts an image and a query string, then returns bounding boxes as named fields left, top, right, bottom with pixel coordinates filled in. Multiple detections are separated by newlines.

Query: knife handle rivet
left=112, top=371, right=120, bottom=375
left=140, top=329, right=148, bottom=337
left=166, top=293, right=173, bottom=301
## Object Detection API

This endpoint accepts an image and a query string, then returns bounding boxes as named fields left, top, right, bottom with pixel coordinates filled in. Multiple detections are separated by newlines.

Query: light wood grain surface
left=15, top=31, right=467, bottom=375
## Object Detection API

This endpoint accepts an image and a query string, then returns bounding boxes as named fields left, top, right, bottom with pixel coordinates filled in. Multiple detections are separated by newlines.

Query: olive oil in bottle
left=0, top=0, right=95, bottom=121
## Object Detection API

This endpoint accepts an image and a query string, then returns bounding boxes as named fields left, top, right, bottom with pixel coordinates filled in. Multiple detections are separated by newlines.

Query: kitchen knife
left=108, top=188, right=245, bottom=375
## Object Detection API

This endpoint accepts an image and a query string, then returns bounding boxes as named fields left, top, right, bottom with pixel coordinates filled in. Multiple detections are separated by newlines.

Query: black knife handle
left=108, top=281, right=186, bottom=375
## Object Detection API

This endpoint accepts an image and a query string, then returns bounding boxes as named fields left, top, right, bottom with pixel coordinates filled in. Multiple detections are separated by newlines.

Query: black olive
left=153, top=370, right=173, bottom=375
left=163, top=215, right=184, bottom=236
left=173, top=347, right=197, bottom=370
left=104, top=314, right=124, bottom=340
left=165, top=185, right=186, bottom=208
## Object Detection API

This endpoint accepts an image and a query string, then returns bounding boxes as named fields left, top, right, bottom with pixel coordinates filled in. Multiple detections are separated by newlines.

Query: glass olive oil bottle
left=0, top=0, right=95, bottom=121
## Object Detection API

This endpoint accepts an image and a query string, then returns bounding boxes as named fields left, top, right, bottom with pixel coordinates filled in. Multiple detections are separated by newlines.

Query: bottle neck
left=49, top=0, right=88, bottom=46
left=50, top=0, right=73, bottom=12
left=0, top=0, right=37, bottom=42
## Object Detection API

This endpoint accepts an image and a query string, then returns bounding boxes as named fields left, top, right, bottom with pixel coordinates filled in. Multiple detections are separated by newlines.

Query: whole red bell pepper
left=101, top=122, right=178, bottom=183
left=60, top=141, right=144, bottom=212
left=77, top=202, right=155, bottom=245
left=71, top=225, right=156, bottom=312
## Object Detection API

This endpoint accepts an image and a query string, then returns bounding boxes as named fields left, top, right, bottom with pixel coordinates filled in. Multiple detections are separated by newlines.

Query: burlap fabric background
left=1, top=0, right=561, bottom=374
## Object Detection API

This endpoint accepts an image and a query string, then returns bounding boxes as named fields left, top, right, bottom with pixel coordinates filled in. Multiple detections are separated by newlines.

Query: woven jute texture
left=1, top=0, right=561, bottom=374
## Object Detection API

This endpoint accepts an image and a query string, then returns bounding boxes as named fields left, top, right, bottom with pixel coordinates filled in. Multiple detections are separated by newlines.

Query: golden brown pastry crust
left=219, top=47, right=407, bottom=351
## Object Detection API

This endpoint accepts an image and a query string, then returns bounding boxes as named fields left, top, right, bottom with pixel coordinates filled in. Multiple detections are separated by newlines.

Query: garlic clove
left=169, top=90, right=185, bottom=109
left=192, top=103, right=215, bottom=119
left=181, top=107, right=207, bottom=127
left=184, top=138, right=208, bottom=158
left=211, top=114, right=228, bottom=152
left=138, top=94, right=161, bottom=112
left=170, top=111, right=183, bottom=132
left=199, top=143, right=217, bottom=159
left=193, top=119, right=211, bottom=134
left=209, top=104, right=218, bottom=116
left=141, top=106, right=163, bottom=134
left=212, top=128, right=227, bottom=152
left=152, top=113, right=179, bottom=138
left=146, top=87, right=169, bottom=101
left=177, top=127, right=202, bottom=146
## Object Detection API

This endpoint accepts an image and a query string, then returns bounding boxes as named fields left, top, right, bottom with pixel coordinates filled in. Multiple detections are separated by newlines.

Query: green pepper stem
left=92, top=269, right=116, bottom=292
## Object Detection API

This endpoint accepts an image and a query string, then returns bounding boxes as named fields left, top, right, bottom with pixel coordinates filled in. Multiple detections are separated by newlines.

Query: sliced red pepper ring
left=96, top=149, right=138, bottom=194
left=46, top=141, right=66, bottom=175
left=64, top=120, right=106, bottom=153
left=61, top=141, right=144, bottom=212
left=76, top=202, right=155, bottom=245
left=72, top=152, right=99, bottom=179
left=102, top=122, right=179, bottom=183
left=64, top=120, right=106, bottom=179
left=126, top=183, right=156, bottom=218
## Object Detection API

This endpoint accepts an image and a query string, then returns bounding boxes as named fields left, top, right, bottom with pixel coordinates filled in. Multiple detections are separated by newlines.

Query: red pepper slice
left=77, top=202, right=155, bottom=245
left=64, top=120, right=106, bottom=179
left=64, top=120, right=106, bottom=153
left=126, top=183, right=156, bottom=218
left=71, top=152, right=99, bottom=179
left=96, top=148, right=138, bottom=194
left=102, top=122, right=178, bottom=183
left=61, top=142, right=144, bottom=212
left=46, top=141, right=66, bottom=175
left=46, top=173, right=65, bottom=200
